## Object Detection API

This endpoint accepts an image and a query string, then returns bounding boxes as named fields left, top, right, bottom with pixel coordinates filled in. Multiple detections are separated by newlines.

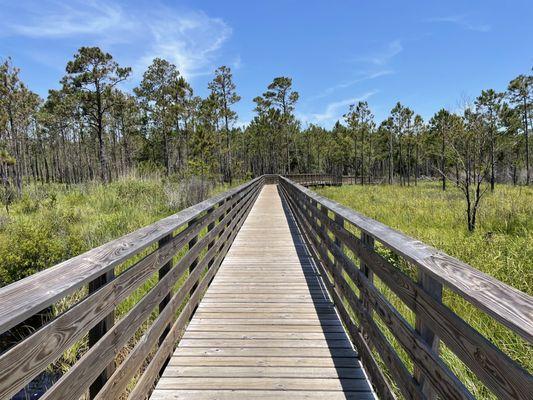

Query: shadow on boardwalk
left=278, top=186, right=375, bottom=399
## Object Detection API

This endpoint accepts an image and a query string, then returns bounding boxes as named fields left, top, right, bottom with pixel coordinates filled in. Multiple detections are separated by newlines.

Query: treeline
left=1, top=47, right=531, bottom=206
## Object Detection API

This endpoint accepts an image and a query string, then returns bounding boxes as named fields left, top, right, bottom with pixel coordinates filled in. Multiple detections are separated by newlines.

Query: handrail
left=279, top=176, right=533, bottom=400
left=0, top=176, right=264, bottom=399
left=284, top=173, right=342, bottom=186
left=1, top=175, right=531, bottom=400
left=0, top=176, right=261, bottom=335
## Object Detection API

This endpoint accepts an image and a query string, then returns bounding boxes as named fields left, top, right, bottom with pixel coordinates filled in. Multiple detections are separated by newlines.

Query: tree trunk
left=441, top=129, right=446, bottom=191
left=524, top=97, right=530, bottom=185
left=388, top=131, right=393, bottom=184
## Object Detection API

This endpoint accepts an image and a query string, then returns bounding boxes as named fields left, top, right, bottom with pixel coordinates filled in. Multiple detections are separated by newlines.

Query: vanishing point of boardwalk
left=151, top=185, right=375, bottom=399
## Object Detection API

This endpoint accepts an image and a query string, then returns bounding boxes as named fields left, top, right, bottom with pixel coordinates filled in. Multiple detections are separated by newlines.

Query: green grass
left=316, top=181, right=532, bottom=399
left=0, top=176, right=234, bottom=287
left=0, top=175, right=235, bottom=395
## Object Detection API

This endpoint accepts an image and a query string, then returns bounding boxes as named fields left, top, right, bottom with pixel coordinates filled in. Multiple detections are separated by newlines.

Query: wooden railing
left=1, top=175, right=531, bottom=400
left=284, top=173, right=342, bottom=186
left=0, top=177, right=263, bottom=400
left=342, top=175, right=383, bottom=185
left=279, top=176, right=533, bottom=400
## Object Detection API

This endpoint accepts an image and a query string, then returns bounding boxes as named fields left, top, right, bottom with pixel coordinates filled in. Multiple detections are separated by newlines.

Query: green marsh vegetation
left=317, top=181, right=532, bottom=398
left=1, top=43, right=531, bottom=398
left=0, top=174, right=234, bottom=386
left=0, top=175, right=231, bottom=287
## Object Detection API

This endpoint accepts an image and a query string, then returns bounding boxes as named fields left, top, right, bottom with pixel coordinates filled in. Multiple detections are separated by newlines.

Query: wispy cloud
left=308, top=70, right=392, bottom=101
left=139, top=9, right=232, bottom=79
left=299, top=90, right=378, bottom=126
left=1, top=1, right=234, bottom=79
left=426, top=15, right=491, bottom=32
left=358, top=40, right=403, bottom=65
left=231, top=55, right=243, bottom=70
left=2, top=1, right=135, bottom=40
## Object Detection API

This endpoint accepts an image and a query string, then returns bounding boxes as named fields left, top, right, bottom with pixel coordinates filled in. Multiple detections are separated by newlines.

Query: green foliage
left=318, top=182, right=532, bottom=398
left=0, top=177, right=214, bottom=287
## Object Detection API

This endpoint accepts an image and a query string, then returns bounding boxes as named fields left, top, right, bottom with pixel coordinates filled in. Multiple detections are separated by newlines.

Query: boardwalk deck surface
left=150, top=185, right=375, bottom=399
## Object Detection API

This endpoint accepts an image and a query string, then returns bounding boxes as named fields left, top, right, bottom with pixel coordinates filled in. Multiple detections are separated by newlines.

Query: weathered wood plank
left=0, top=178, right=261, bottom=335
left=179, top=339, right=352, bottom=348
left=155, top=377, right=371, bottom=391
left=150, top=390, right=376, bottom=400
left=172, top=348, right=358, bottom=359
left=150, top=185, right=374, bottom=400
left=167, top=356, right=359, bottom=368
left=184, top=324, right=346, bottom=333
left=280, top=176, right=533, bottom=343
left=162, top=366, right=366, bottom=378
left=181, top=331, right=348, bottom=340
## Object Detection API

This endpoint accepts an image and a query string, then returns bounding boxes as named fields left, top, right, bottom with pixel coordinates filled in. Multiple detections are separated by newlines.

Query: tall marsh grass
left=317, top=181, right=532, bottom=399
left=0, top=175, right=232, bottom=399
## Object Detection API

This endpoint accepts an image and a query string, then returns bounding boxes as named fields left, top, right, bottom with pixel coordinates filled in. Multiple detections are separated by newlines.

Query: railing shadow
left=277, top=185, right=374, bottom=397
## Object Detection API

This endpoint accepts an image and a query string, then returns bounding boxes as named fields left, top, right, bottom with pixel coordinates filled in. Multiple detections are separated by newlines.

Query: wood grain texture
left=0, top=178, right=261, bottom=335
left=290, top=180, right=533, bottom=400
left=5, top=175, right=529, bottom=400
left=45, top=181, right=262, bottom=400
left=131, top=185, right=259, bottom=400
left=0, top=188, right=252, bottom=400
left=281, top=183, right=416, bottom=400
left=150, top=390, right=376, bottom=400
left=149, top=185, right=375, bottom=400
left=281, top=177, right=533, bottom=400
left=97, top=184, right=261, bottom=400
left=280, top=176, right=533, bottom=343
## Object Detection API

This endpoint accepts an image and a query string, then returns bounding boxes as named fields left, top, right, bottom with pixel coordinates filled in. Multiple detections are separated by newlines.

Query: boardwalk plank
left=150, top=185, right=374, bottom=399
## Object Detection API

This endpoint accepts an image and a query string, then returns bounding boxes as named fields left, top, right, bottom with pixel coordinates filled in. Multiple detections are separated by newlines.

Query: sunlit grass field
left=317, top=181, right=532, bottom=399
left=0, top=176, right=235, bottom=397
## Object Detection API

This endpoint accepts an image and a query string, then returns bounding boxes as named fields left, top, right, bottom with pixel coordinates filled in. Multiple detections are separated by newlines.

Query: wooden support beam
left=414, top=270, right=442, bottom=399
left=88, top=270, right=115, bottom=399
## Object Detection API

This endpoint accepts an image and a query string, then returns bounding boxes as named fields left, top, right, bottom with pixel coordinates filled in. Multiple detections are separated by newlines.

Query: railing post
left=333, top=213, right=344, bottom=286
left=360, top=232, right=374, bottom=317
left=414, top=271, right=442, bottom=399
left=88, top=270, right=115, bottom=399
left=157, top=232, right=174, bottom=376
left=207, top=206, right=216, bottom=269
left=158, top=233, right=173, bottom=345
left=188, top=217, right=199, bottom=319
left=218, top=198, right=227, bottom=236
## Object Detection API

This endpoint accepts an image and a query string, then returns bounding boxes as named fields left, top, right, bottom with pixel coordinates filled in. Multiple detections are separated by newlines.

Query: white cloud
left=231, top=55, right=243, bottom=70
left=426, top=15, right=491, bottom=32
left=1, top=1, right=234, bottom=80
left=358, top=40, right=403, bottom=65
left=308, top=70, right=393, bottom=101
left=3, top=1, right=135, bottom=40
left=139, top=9, right=232, bottom=79
left=299, top=90, right=378, bottom=126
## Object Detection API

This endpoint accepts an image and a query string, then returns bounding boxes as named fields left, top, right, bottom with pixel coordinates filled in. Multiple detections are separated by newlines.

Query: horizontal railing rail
left=0, top=176, right=264, bottom=399
left=341, top=175, right=383, bottom=185
left=279, top=176, right=533, bottom=400
left=284, top=173, right=342, bottom=186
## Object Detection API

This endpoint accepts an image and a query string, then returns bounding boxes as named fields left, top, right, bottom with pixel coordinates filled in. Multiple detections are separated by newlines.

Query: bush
left=164, top=176, right=214, bottom=210
left=0, top=176, right=222, bottom=287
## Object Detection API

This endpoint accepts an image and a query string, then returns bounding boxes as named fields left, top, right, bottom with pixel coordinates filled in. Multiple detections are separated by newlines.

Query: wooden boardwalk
left=151, top=185, right=375, bottom=399
left=1, top=176, right=530, bottom=399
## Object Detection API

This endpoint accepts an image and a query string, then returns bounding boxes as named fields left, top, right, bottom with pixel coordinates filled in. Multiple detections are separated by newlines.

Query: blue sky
left=1, top=0, right=532, bottom=127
